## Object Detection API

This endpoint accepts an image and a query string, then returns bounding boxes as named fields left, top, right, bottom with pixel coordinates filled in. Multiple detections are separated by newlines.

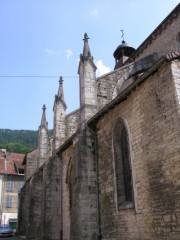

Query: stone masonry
left=95, top=60, right=180, bottom=239
left=18, top=4, right=180, bottom=240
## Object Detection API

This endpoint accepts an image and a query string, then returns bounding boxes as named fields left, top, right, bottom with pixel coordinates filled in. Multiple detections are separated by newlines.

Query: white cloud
left=65, top=49, right=73, bottom=59
left=90, top=9, right=98, bottom=16
left=96, top=60, right=111, bottom=77
left=45, top=48, right=54, bottom=55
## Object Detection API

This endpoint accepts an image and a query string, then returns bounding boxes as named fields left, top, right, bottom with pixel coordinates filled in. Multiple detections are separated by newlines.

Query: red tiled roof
left=0, top=150, right=25, bottom=175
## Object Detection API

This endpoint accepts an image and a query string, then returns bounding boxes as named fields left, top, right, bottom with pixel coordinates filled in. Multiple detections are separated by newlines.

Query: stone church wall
left=59, top=129, right=99, bottom=240
left=66, top=109, right=80, bottom=138
left=25, top=148, right=38, bottom=181
left=96, top=63, right=133, bottom=109
left=27, top=169, right=43, bottom=239
left=173, top=61, right=180, bottom=104
left=18, top=181, right=30, bottom=236
left=96, top=60, right=180, bottom=239
left=19, top=155, right=63, bottom=240
left=61, top=144, right=74, bottom=240
left=97, top=69, right=120, bottom=108
left=130, top=7, right=180, bottom=63
left=41, top=155, right=62, bottom=240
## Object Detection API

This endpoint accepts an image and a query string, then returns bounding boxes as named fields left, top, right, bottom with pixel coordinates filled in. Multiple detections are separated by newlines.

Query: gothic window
left=113, top=119, right=133, bottom=209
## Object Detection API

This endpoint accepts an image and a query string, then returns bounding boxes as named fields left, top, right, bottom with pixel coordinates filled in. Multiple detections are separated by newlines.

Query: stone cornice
left=166, top=50, right=180, bottom=60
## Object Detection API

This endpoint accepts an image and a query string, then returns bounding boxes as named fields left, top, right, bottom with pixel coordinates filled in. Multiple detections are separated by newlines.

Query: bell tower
left=113, top=31, right=135, bottom=69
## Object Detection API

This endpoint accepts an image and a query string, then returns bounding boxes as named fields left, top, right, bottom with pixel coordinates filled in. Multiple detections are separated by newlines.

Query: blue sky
left=0, top=0, right=179, bottom=130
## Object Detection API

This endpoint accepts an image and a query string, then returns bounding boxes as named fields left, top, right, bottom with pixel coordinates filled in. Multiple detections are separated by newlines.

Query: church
left=18, top=3, right=180, bottom=240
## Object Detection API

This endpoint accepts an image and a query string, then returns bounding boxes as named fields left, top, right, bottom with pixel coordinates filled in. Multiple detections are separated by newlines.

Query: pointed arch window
left=113, top=119, right=134, bottom=209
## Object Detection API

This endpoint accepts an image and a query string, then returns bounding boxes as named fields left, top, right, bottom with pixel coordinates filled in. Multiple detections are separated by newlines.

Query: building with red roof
left=0, top=149, right=24, bottom=231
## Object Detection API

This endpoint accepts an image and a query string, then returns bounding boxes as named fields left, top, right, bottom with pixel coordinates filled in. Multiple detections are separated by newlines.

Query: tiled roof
left=0, top=150, right=25, bottom=175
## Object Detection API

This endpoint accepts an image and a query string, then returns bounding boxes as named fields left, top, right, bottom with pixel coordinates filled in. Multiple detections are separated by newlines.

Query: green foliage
left=0, top=142, right=31, bottom=154
left=0, top=129, right=53, bottom=154
left=0, top=129, right=38, bottom=149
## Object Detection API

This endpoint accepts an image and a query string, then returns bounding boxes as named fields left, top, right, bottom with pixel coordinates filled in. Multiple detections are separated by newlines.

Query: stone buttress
left=69, top=33, right=99, bottom=240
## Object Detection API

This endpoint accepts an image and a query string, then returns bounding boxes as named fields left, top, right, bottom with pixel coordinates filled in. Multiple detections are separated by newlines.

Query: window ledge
left=118, top=201, right=134, bottom=210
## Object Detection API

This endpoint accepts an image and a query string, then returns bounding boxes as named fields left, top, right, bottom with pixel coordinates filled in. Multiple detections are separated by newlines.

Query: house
left=18, top=3, right=180, bottom=240
left=0, top=149, right=24, bottom=231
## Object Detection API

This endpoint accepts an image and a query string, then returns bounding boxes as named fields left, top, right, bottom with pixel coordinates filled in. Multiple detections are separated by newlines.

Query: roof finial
left=121, top=29, right=125, bottom=42
left=59, top=76, right=63, bottom=85
left=83, top=33, right=89, bottom=42
left=81, top=32, right=92, bottom=60
left=42, top=104, right=46, bottom=112
left=56, top=76, right=67, bottom=110
left=41, top=104, right=47, bottom=127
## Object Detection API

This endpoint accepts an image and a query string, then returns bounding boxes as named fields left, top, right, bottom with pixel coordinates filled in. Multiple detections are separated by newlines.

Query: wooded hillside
left=0, top=129, right=53, bottom=154
left=0, top=129, right=38, bottom=153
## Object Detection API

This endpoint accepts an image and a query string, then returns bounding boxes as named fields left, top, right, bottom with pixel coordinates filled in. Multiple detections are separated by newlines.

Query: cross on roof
left=59, top=76, right=63, bottom=85
left=83, top=33, right=89, bottom=42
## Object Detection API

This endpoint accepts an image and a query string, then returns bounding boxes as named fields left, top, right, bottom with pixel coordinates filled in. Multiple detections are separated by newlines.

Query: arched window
left=113, top=119, right=133, bottom=209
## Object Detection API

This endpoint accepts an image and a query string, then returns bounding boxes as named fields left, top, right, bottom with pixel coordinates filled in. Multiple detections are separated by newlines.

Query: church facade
left=18, top=4, right=180, bottom=240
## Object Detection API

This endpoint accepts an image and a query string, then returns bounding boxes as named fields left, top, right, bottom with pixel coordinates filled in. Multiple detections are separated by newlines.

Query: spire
left=55, top=76, right=67, bottom=110
left=80, top=33, right=93, bottom=62
left=41, top=104, right=48, bottom=128
left=78, top=33, right=96, bottom=73
left=58, top=76, right=65, bottom=100
left=53, top=77, right=67, bottom=152
left=83, top=33, right=91, bottom=59
left=38, top=104, right=49, bottom=167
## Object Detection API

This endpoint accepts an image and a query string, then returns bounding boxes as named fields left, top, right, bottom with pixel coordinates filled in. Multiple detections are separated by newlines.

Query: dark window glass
left=113, top=119, right=133, bottom=208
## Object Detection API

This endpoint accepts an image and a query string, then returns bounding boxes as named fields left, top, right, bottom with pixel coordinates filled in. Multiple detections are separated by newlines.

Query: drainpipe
left=87, top=126, right=101, bottom=240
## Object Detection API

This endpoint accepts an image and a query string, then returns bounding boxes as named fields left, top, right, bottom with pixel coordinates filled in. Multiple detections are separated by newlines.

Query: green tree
left=0, top=142, right=31, bottom=154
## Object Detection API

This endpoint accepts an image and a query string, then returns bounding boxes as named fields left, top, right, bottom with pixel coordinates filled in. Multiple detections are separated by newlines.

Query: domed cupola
left=113, top=32, right=135, bottom=69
